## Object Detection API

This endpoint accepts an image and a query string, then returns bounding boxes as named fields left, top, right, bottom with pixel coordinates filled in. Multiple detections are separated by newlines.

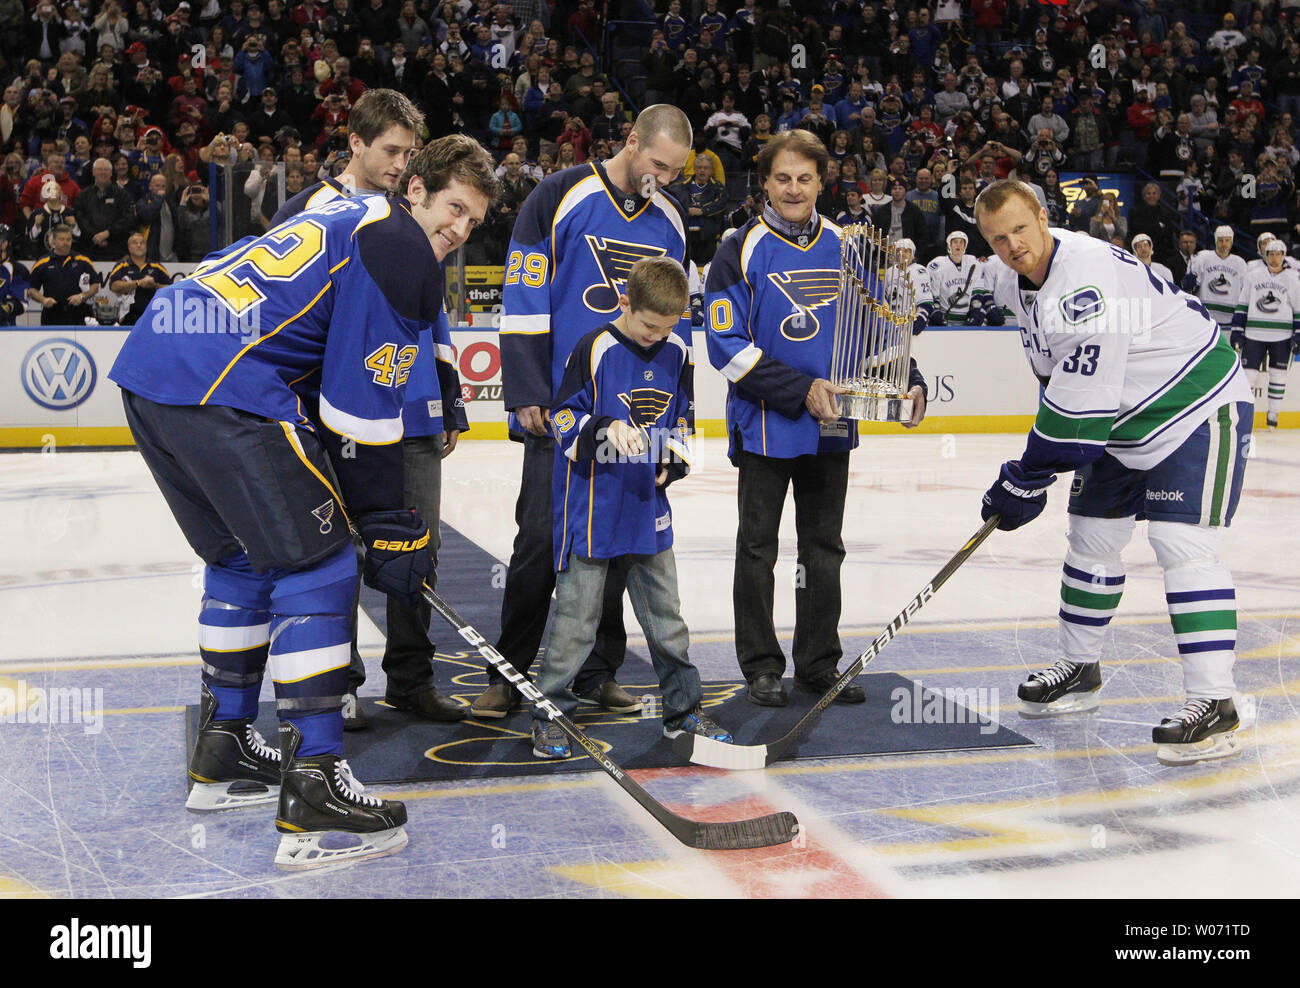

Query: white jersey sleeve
left=988, top=230, right=1250, bottom=472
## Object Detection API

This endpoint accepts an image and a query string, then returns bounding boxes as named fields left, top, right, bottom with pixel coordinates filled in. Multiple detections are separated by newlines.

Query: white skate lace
left=1169, top=698, right=1214, bottom=725
left=335, top=759, right=383, bottom=807
left=1031, top=660, right=1078, bottom=688
left=244, top=725, right=279, bottom=763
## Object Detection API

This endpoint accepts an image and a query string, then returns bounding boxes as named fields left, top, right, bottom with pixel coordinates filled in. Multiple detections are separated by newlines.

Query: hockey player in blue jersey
left=109, top=136, right=495, bottom=868
left=976, top=180, right=1254, bottom=766
left=475, top=105, right=695, bottom=720
left=270, top=89, right=420, bottom=228
left=706, top=130, right=929, bottom=708
left=271, top=91, right=473, bottom=729
left=531, top=257, right=732, bottom=758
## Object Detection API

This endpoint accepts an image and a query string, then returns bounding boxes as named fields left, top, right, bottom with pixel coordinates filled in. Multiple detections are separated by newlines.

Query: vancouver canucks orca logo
left=767, top=269, right=840, bottom=341
left=1209, top=273, right=1231, bottom=295
left=583, top=236, right=669, bottom=312
left=1257, top=289, right=1281, bottom=313
left=617, top=388, right=672, bottom=427
left=1058, top=285, right=1106, bottom=324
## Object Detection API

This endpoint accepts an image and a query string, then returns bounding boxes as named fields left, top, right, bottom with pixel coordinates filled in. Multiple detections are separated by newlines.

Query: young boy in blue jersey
left=531, top=257, right=733, bottom=758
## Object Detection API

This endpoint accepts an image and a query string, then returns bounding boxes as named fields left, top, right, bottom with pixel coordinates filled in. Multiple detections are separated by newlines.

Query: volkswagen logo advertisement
left=23, top=338, right=97, bottom=411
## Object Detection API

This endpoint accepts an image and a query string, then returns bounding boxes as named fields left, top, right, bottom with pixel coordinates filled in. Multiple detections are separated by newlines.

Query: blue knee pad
left=205, top=551, right=274, bottom=610
left=269, top=543, right=358, bottom=617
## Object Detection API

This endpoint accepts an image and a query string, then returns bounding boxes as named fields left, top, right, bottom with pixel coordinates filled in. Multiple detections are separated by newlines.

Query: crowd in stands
left=4, top=0, right=1300, bottom=320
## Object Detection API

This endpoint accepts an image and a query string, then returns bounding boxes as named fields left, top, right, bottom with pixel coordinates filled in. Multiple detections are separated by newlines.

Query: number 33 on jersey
left=982, top=229, right=1251, bottom=473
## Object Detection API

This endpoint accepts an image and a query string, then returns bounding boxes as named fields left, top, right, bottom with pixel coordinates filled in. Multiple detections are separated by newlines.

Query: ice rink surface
left=1, top=431, right=1298, bottom=899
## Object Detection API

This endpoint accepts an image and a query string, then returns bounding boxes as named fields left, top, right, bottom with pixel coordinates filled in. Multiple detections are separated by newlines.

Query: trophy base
left=838, top=390, right=914, bottom=423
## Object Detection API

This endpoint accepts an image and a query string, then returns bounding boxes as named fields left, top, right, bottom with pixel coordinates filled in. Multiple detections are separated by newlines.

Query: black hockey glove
left=1180, top=272, right=1199, bottom=294
left=981, top=460, right=1057, bottom=532
left=1293, top=332, right=1300, bottom=355
left=1230, top=329, right=1244, bottom=353
left=985, top=304, right=1006, bottom=325
left=912, top=310, right=929, bottom=335
left=929, top=308, right=946, bottom=326
left=357, top=508, right=432, bottom=609
left=965, top=303, right=987, bottom=326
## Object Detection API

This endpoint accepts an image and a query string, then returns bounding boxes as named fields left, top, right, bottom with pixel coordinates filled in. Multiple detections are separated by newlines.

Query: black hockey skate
left=1017, top=660, right=1102, bottom=718
left=274, top=722, right=408, bottom=870
left=186, top=684, right=281, bottom=812
left=1153, top=698, right=1241, bottom=766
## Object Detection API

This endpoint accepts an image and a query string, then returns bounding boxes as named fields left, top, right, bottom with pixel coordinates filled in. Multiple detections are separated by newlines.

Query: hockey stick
left=941, top=262, right=979, bottom=320
left=420, top=582, right=800, bottom=850
left=673, top=515, right=1001, bottom=770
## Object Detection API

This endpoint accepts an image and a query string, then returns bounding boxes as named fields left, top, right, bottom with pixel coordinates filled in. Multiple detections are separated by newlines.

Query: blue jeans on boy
left=532, top=550, right=702, bottom=728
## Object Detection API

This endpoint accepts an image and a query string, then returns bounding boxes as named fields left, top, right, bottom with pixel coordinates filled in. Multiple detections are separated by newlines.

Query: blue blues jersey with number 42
left=109, top=193, right=443, bottom=513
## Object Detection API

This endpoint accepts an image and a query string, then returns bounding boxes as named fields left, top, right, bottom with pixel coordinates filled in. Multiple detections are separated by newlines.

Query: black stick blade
left=680, top=812, right=801, bottom=851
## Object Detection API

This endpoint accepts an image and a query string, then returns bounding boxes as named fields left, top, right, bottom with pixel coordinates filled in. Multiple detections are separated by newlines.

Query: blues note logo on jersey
left=767, top=269, right=840, bottom=341
left=583, top=236, right=669, bottom=311
left=618, top=388, right=672, bottom=427
left=1058, top=285, right=1105, bottom=324
left=312, top=499, right=336, bottom=535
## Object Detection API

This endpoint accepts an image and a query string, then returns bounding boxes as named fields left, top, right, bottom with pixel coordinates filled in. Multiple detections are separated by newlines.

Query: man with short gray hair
left=77, top=157, right=134, bottom=260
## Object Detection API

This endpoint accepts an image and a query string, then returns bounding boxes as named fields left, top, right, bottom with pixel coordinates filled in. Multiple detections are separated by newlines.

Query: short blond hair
left=974, top=178, right=1043, bottom=219
left=631, top=104, right=693, bottom=151
left=626, top=256, right=689, bottom=317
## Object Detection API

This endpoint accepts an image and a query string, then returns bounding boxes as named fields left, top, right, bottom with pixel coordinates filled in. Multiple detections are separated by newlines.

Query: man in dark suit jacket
left=871, top=179, right=931, bottom=259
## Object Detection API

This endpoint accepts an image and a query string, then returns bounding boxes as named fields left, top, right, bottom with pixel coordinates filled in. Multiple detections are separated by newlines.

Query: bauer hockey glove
left=357, top=508, right=432, bottom=610
left=929, top=308, right=946, bottom=327
left=965, top=303, right=987, bottom=326
left=981, top=460, right=1057, bottom=532
left=985, top=304, right=1006, bottom=325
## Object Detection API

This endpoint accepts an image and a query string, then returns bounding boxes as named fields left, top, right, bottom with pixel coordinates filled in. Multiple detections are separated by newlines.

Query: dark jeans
left=734, top=449, right=849, bottom=682
left=492, top=432, right=627, bottom=692
left=347, top=433, right=445, bottom=696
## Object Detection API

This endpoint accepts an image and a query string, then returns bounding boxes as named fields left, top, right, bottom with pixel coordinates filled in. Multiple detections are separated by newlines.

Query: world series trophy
left=829, top=224, right=917, bottom=423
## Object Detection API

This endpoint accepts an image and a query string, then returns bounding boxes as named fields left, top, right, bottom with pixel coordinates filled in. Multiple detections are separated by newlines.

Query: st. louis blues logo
left=1209, top=273, right=1230, bottom=294
left=1058, top=285, right=1105, bottom=324
left=583, top=236, right=668, bottom=312
left=617, top=388, right=672, bottom=427
left=768, top=269, right=840, bottom=341
left=311, top=499, right=335, bottom=534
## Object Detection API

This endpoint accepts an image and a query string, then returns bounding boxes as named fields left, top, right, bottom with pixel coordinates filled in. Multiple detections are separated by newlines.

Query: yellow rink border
left=6, top=412, right=1296, bottom=448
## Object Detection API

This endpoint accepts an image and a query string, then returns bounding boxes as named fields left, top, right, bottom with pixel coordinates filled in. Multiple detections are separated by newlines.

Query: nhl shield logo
left=797, top=234, right=809, bottom=246
left=643, top=369, right=654, bottom=381
left=624, top=198, right=635, bottom=211
left=311, top=499, right=336, bottom=534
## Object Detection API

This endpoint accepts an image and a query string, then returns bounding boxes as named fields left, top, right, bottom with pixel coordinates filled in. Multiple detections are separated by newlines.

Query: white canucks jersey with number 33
left=983, top=229, right=1251, bottom=472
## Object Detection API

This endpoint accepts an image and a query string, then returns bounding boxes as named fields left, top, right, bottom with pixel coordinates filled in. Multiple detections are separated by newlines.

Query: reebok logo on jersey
left=1146, top=490, right=1185, bottom=501
left=1059, top=286, right=1106, bottom=324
